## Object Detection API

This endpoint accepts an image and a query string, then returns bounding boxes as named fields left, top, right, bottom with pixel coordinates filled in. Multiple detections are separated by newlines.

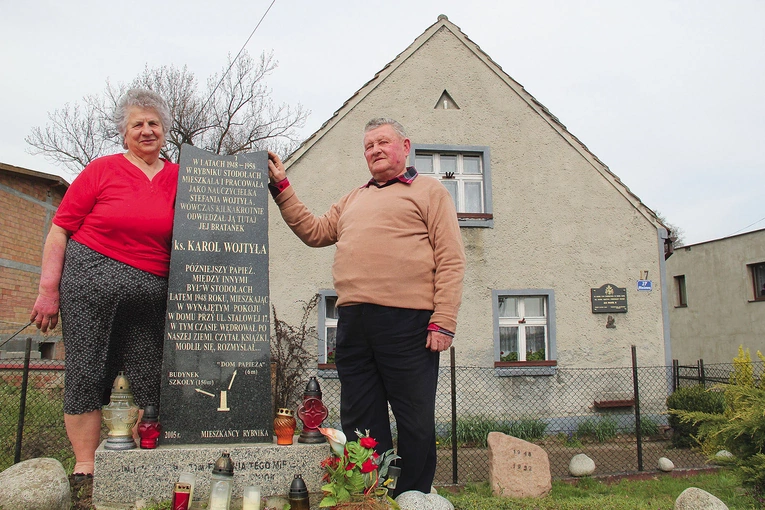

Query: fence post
left=13, top=337, right=32, bottom=464
left=449, top=346, right=458, bottom=484
left=672, top=359, right=679, bottom=392
left=698, top=359, right=706, bottom=388
left=631, top=345, right=643, bottom=472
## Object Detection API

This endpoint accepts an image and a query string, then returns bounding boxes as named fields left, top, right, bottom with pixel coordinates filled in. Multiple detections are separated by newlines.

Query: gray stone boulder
left=713, top=450, right=734, bottom=463
left=674, top=487, right=728, bottom=509
left=0, top=457, right=70, bottom=510
left=395, top=490, right=454, bottom=510
left=657, top=457, right=675, bottom=472
left=568, top=453, right=595, bottom=477
left=425, top=493, right=454, bottom=510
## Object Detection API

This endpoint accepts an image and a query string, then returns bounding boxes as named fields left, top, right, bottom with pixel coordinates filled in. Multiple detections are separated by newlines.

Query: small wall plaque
left=591, top=283, right=627, bottom=313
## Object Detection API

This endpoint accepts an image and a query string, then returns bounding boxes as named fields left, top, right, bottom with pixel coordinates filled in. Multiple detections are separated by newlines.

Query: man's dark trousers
left=335, top=304, right=440, bottom=496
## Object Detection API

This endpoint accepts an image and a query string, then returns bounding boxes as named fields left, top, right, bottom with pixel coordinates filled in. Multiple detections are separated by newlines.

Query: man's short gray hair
left=364, top=118, right=407, bottom=139
left=114, top=88, right=172, bottom=147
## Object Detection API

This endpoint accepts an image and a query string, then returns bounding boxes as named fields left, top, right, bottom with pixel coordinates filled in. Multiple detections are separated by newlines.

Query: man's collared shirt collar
left=362, top=166, right=418, bottom=189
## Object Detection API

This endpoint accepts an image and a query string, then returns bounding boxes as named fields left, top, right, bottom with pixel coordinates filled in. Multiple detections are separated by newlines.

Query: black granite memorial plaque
left=590, top=283, right=628, bottom=314
left=159, top=144, right=272, bottom=445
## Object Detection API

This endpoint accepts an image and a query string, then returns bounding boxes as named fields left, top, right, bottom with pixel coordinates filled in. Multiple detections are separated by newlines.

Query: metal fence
left=4, top=343, right=758, bottom=483
left=313, top=347, right=745, bottom=484
left=672, top=358, right=763, bottom=390
left=0, top=339, right=69, bottom=472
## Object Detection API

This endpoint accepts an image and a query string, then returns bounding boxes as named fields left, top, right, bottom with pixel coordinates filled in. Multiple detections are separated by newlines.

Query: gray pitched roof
left=285, top=15, right=667, bottom=232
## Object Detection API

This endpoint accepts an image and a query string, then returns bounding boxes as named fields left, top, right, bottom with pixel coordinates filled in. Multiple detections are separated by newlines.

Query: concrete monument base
left=93, top=438, right=329, bottom=509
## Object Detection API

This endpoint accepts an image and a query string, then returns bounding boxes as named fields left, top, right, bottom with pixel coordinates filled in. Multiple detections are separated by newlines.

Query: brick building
left=0, top=161, right=68, bottom=359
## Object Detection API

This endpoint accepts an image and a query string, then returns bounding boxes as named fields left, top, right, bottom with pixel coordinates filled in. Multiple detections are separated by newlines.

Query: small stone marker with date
left=488, top=431, right=552, bottom=498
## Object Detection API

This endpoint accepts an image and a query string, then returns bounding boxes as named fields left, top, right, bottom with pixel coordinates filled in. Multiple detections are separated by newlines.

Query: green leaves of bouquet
left=318, top=428, right=400, bottom=508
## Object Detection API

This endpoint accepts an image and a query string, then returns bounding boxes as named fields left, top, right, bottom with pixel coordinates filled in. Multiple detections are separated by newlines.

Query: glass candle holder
left=137, top=403, right=161, bottom=449
left=102, top=372, right=139, bottom=450
left=208, top=451, right=234, bottom=510
left=242, top=485, right=261, bottom=510
left=178, top=472, right=196, bottom=503
left=288, top=474, right=309, bottom=510
left=274, top=408, right=297, bottom=445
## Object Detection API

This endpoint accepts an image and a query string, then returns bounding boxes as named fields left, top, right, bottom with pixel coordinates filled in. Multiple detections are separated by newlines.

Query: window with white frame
left=493, top=290, right=556, bottom=369
left=318, top=290, right=338, bottom=365
left=411, top=144, right=493, bottom=228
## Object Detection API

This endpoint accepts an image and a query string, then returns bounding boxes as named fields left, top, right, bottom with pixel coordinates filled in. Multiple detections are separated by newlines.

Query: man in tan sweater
left=267, top=118, right=465, bottom=495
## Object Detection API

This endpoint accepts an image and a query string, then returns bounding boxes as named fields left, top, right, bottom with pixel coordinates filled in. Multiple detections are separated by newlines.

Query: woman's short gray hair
left=364, top=118, right=407, bottom=139
left=114, top=88, right=172, bottom=145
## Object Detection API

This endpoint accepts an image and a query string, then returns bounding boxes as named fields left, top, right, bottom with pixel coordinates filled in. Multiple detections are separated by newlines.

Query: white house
left=268, top=15, right=671, bottom=407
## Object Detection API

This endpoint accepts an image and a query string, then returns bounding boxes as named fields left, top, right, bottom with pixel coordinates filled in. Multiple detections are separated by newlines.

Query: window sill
left=674, top=304, right=688, bottom=308
left=748, top=298, right=765, bottom=303
left=494, top=361, right=557, bottom=367
left=458, top=213, right=493, bottom=220
left=317, top=364, right=338, bottom=379
left=493, top=360, right=557, bottom=377
left=458, top=213, right=493, bottom=229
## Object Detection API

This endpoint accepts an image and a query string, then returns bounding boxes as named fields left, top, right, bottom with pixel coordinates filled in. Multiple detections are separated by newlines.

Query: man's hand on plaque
left=267, top=151, right=286, bottom=184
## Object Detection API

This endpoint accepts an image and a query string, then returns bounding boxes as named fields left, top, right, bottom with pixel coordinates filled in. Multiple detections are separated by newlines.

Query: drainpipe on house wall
left=657, top=227, right=674, bottom=387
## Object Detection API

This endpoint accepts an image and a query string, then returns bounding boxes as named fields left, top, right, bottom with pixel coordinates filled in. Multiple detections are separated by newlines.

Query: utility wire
left=193, top=0, right=278, bottom=128
left=0, top=321, right=34, bottom=350
left=1, top=6, right=278, bottom=356
left=728, top=215, right=765, bottom=237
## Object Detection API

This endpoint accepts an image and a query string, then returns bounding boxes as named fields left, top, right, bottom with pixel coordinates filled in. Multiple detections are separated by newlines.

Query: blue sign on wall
left=637, top=280, right=653, bottom=291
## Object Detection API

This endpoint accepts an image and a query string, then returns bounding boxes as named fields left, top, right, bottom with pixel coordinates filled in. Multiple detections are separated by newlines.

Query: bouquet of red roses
left=318, top=428, right=400, bottom=509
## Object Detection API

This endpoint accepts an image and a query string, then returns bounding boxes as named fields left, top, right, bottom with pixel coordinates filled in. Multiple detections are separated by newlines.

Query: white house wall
left=268, top=22, right=667, bottom=371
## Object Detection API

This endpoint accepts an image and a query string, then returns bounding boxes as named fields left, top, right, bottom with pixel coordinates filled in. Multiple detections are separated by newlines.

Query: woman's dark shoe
left=72, top=473, right=93, bottom=483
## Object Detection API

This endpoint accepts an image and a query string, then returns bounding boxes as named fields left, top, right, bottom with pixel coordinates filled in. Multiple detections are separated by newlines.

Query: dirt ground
left=434, top=439, right=710, bottom=484
left=70, top=474, right=94, bottom=510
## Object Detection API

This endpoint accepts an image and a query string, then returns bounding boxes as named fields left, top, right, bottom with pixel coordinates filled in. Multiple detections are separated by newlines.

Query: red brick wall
left=0, top=170, right=66, bottom=351
left=0, top=266, right=45, bottom=327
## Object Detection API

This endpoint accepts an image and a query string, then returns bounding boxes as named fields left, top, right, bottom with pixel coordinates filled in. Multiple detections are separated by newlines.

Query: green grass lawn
left=441, top=470, right=764, bottom=509
left=136, top=470, right=761, bottom=510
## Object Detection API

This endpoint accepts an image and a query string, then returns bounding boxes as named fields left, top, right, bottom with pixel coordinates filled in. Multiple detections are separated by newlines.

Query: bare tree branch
left=26, top=50, right=309, bottom=173
left=655, top=210, right=686, bottom=247
left=203, top=51, right=308, bottom=158
left=25, top=96, right=120, bottom=174
left=271, top=295, right=319, bottom=416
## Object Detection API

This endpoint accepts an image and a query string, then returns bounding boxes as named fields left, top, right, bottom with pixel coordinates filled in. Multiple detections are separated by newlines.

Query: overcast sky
left=2, top=0, right=763, bottom=246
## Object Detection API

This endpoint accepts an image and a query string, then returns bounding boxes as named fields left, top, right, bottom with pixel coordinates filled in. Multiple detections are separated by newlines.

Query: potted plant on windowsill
left=496, top=349, right=556, bottom=367
left=318, top=428, right=401, bottom=509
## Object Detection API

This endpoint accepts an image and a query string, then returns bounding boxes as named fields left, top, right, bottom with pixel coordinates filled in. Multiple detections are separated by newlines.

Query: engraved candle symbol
left=218, top=391, right=229, bottom=412
left=218, top=370, right=237, bottom=412
left=195, top=370, right=237, bottom=412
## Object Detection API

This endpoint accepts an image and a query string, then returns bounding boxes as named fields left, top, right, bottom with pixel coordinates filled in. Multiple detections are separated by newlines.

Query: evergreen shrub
left=666, top=385, right=725, bottom=448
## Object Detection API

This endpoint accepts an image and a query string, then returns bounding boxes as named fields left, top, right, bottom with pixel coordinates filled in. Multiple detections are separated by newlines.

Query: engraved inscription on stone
left=510, top=449, right=534, bottom=472
left=160, top=145, right=272, bottom=445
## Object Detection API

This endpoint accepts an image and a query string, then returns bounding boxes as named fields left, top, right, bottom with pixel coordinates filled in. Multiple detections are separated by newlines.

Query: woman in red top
left=30, top=88, right=179, bottom=479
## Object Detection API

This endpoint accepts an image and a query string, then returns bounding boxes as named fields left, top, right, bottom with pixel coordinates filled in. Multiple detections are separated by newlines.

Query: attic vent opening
left=435, top=90, right=460, bottom=110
